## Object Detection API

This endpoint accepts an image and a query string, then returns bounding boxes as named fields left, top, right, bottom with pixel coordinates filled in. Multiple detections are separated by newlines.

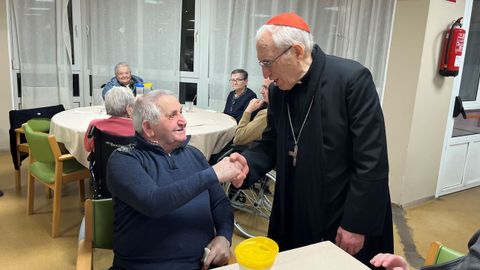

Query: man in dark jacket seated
left=106, top=90, right=247, bottom=270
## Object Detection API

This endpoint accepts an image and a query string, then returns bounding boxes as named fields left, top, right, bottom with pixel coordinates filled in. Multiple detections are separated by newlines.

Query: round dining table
left=49, top=105, right=236, bottom=167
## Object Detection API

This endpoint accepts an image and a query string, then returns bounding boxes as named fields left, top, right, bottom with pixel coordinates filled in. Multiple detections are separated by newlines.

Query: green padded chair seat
left=435, top=245, right=464, bottom=265
left=27, top=118, right=51, bottom=133
left=30, top=159, right=86, bottom=184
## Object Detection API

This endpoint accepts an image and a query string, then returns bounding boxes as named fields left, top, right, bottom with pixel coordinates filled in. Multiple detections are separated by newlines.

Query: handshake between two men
left=211, top=152, right=249, bottom=188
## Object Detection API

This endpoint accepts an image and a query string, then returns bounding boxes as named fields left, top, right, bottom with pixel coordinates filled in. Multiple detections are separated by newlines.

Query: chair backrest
left=23, top=123, right=57, bottom=163
left=9, top=104, right=65, bottom=169
left=425, top=241, right=464, bottom=266
left=77, top=198, right=114, bottom=269
left=89, top=126, right=135, bottom=199
left=26, top=118, right=51, bottom=132
left=91, top=199, right=114, bottom=249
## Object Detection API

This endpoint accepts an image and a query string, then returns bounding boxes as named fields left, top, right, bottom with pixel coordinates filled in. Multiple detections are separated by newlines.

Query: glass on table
left=185, top=101, right=194, bottom=112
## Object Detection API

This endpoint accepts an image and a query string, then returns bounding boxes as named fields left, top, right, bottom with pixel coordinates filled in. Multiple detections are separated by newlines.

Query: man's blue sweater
left=106, top=135, right=233, bottom=270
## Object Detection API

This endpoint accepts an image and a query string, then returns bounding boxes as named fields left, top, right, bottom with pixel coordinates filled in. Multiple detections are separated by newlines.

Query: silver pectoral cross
left=288, top=143, right=298, bottom=167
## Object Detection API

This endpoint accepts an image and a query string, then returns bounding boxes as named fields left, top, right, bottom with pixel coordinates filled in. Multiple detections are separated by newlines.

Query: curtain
left=12, top=0, right=73, bottom=109
left=208, top=0, right=394, bottom=111
left=88, top=0, right=182, bottom=105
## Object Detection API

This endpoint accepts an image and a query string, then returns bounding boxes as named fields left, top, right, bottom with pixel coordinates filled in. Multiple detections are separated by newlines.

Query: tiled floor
left=0, top=151, right=478, bottom=270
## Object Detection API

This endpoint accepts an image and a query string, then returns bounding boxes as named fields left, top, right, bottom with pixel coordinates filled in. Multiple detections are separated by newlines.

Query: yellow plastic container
left=143, top=82, right=153, bottom=91
left=235, top=237, right=279, bottom=270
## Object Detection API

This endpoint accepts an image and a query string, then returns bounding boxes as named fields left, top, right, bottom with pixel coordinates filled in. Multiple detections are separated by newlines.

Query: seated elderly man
left=106, top=90, right=247, bottom=270
left=233, top=78, right=273, bottom=146
left=102, top=62, right=144, bottom=99
left=84, top=86, right=135, bottom=152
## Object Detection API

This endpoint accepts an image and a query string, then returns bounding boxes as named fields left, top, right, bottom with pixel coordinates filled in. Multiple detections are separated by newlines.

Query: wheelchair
left=87, top=126, right=135, bottom=199
left=216, top=145, right=276, bottom=238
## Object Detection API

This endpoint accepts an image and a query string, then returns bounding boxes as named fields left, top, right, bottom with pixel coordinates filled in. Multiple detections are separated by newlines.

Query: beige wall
left=0, top=0, right=14, bottom=151
left=384, top=0, right=466, bottom=205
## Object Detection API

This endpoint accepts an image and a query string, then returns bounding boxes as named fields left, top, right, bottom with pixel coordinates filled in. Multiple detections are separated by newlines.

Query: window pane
left=452, top=109, right=480, bottom=137
left=17, top=73, right=22, bottom=98
left=68, top=0, right=74, bottom=65
left=459, top=0, right=480, bottom=101
left=179, top=82, right=197, bottom=104
left=73, top=74, right=79, bottom=97
left=180, top=0, right=195, bottom=72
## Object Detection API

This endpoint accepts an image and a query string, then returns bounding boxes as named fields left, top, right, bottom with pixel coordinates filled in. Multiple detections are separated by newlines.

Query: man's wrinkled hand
left=202, top=236, right=231, bottom=269
left=212, top=157, right=243, bottom=183
left=335, top=226, right=365, bottom=256
left=228, top=152, right=249, bottom=187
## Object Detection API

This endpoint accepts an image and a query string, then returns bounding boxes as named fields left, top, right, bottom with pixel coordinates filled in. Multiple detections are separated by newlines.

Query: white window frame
left=455, top=0, right=480, bottom=110
left=180, top=0, right=200, bottom=80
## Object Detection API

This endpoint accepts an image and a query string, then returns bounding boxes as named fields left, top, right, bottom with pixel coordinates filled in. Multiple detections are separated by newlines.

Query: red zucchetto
left=266, top=12, right=310, bottom=33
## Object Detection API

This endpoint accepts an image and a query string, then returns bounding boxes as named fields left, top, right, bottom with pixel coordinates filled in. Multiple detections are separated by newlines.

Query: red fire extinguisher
left=439, top=17, right=465, bottom=77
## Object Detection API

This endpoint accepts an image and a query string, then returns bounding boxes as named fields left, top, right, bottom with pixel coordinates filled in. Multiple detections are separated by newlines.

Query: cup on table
left=135, top=83, right=144, bottom=96
left=235, top=236, right=279, bottom=270
left=185, top=101, right=194, bottom=112
left=143, top=82, right=153, bottom=94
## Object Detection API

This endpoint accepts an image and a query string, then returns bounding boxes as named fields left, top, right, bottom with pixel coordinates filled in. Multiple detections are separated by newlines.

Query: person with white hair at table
left=84, top=86, right=135, bottom=152
left=102, top=62, right=144, bottom=99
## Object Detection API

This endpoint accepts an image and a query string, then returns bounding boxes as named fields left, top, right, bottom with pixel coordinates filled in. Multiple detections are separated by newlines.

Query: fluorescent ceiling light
left=254, top=14, right=271, bottom=18
left=323, top=7, right=339, bottom=11
left=29, top=7, right=50, bottom=11
left=145, top=0, right=164, bottom=4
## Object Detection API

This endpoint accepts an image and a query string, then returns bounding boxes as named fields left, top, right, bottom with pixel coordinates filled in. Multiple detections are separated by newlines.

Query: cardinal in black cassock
left=240, top=12, right=393, bottom=268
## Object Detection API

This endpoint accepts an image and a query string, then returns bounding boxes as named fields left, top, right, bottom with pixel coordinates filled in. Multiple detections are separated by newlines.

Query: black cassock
left=242, top=45, right=393, bottom=268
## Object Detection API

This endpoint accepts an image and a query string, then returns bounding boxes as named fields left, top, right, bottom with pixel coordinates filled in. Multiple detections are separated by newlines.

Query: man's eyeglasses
left=229, top=78, right=245, bottom=83
left=258, top=45, right=292, bottom=68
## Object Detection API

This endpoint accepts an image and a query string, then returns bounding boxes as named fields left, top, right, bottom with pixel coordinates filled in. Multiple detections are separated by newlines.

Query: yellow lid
left=235, top=237, right=279, bottom=269
left=143, top=82, right=153, bottom=88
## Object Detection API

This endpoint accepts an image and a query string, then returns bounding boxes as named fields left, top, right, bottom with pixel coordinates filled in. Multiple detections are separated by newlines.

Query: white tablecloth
left=217, top=241, right=369, bottom=270
left=50, top=105, right=236, bottom=167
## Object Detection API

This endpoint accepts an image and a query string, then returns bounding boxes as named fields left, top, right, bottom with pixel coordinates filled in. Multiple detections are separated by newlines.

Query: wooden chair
left=15, top=118, right=51, bottom=192
left=76, top=198, right=114, bottom=270
left=9, top=104, right=65, bottom=192
left=23, top=123, right=90, bottom=238
left=424, top=241, right=464, bottom=266
left=15, top=126, right=29, bottom=191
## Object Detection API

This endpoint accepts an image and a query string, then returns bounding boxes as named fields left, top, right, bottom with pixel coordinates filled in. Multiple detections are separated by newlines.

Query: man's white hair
left=256, top=24, right=314, bottom=53
left=132, top=90, right=173, bottom=133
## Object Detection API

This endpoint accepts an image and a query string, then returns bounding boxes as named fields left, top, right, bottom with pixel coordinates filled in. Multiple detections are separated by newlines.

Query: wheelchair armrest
left=230, top=144, right=247, bottom=153
left=216, top=144, right=247, bottom=161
